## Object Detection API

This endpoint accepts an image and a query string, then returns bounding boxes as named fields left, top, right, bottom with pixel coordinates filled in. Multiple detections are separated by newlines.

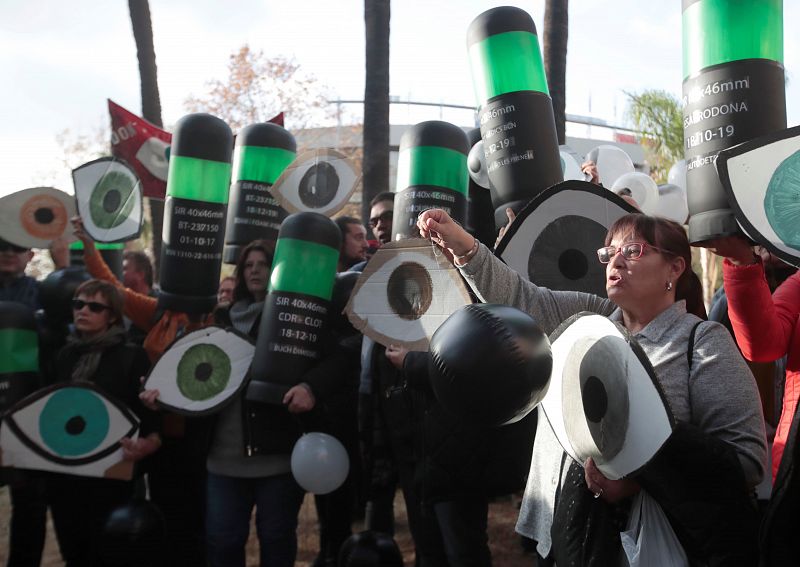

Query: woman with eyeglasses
left=46, top=279, right=158, bottom=566
left=416, top=209, right=766, bottom=565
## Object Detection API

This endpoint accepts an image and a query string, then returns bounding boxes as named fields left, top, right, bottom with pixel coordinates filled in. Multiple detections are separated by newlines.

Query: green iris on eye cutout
left=765, top=150, right=800, bottom=250
left=176, top=343, right=231, bottom=401
left=39, top=388, right=109, bottom=457
left=89, top=171, right=135, bottom=229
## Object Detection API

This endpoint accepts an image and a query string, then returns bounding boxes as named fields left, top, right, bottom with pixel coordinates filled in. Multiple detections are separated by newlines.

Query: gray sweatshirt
left=459, top=243, right=767, bottom=555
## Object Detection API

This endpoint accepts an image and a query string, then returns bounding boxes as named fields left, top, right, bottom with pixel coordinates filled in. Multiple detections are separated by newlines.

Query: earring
left=666, top=281, right=673, bottom=292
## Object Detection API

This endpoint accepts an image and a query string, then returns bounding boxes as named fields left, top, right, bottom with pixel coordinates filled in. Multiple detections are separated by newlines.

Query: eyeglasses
left=0, top=241, right=29, bottom=253
left=596, top=242, right=666, bottom=264
left=368, top=210, right=393, bottom=229
left=72, top=299, right=112, bottom=313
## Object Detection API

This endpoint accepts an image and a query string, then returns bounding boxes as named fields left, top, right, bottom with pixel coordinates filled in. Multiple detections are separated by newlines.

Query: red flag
left=267, top=112, right=284, bottom=126
left=108, top=101, right=285, bottom=198
left=108, top=99, right=171, bottom=199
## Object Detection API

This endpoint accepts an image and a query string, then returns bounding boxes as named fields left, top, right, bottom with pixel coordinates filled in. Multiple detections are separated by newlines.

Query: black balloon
left=338, top=531, right=404, bottom=567
left=98, top=499, right=166, bottom=567
left=428, top=303, right=552, bottom=427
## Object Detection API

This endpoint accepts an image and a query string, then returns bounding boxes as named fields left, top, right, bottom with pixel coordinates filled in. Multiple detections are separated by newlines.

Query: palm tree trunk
left=128, top=0, right=164, bottom=278
left=543, top=0, right=568, bottom=145
left=362, top=0, right=391, bottom=227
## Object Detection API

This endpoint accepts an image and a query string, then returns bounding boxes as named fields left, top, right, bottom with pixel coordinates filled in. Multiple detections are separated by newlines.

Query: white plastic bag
left=621, top=490, right=689, bottom=567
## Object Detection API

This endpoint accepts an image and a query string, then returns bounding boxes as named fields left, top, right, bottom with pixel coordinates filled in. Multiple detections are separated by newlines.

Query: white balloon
left=467, top=140, right=489, bottom=189
left=559, top=145, right=584, bottom=181
left=667, top=160, right=687, bottom=192
left=612, top=172, right=659, bottom=215
left=587, top=145, right=635, bottom=187
left=657, top=183, right=689, bottom=224
left=290, top=432, right=349, bottom=495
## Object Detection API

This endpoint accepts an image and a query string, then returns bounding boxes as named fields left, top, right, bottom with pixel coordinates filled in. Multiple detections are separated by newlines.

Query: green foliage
left=625, top=90, right=683, bottom=183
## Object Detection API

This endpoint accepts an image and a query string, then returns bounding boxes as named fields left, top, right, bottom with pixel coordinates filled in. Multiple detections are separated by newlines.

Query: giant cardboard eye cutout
left=717, top=125, right=800, bottom=267
left=144, top=327, right=254, bottom=416
left=345, top=239, right=473, bottom=351
left=0, top=187, right=77, bottom=248
left=559, top=145, right=584, bottom=181
left=268, top=149, right=360, bottom=217
left=495, top=181, right=637, bottom=297
left=541, top=313, right=674, bottom=480
left=72, top=157, right=143, bottom=243
left=0, top=383, right=139, bottom=480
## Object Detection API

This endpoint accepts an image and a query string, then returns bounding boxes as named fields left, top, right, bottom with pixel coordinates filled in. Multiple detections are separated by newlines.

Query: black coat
left=54, top=338, right=157, bottom=436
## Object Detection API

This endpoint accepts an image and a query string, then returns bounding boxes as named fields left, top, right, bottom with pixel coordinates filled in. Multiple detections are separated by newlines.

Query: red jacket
left=725, top=259, right=800, bottom=479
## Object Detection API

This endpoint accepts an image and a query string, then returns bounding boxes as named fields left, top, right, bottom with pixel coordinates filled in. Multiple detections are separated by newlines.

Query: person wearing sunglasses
left=47, top=279, right=158, bottom=566
left=417, top=209, right=766, bottom=565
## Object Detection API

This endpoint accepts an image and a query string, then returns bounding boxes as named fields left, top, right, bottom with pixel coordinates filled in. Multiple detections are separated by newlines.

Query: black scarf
left=64, top=326, right=127, bottom=383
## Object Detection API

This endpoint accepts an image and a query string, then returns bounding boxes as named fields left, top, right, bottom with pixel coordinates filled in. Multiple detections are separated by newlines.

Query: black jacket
left=54, top=339, right=158, bottom=437
left=213, top=305, right=358, bottom=458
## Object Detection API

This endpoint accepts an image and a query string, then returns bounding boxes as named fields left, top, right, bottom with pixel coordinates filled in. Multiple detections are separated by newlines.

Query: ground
left=0, top=487, right=534, bottom=566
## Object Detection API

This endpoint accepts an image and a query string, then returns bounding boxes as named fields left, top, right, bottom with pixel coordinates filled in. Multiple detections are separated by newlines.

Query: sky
left=1, top=0, right=798, bottom=197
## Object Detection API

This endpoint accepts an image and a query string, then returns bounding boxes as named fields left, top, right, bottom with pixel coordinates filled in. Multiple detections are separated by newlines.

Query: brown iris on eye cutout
left=21, top=195, right=67, bottom=239
left=299, top=161, right=339, bottom=208
left=387, top=262, right=433, bottom=321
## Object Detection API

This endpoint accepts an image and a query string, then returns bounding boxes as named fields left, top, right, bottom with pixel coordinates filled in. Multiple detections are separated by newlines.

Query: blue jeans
left=206, top=472, right=305, bottom=567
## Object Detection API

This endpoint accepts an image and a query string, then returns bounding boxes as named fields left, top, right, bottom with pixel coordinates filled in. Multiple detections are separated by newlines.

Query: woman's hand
left=139, top=384, right=161, bottom=412
left=416, top=209, right=475, bottom=264
left=494, top=207, right=516, bottom=249
left=581, top=160, right=600, bottom=185
left=121, top=433, right=161, bottom=462
left=584, top=457, right=640, bottom=504
left=70, top=216, right=95, bottom=253
left=704, top=235, right=757, bottom=266
left=284, top=383, right=315, bottom=414
left=385, top=344, right=409, bottom=370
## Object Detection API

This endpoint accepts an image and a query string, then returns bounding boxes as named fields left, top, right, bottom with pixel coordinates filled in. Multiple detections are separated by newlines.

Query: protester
left=708, top=235, right=800, bottom=564
left=0, top=236, right=68, bottom=567
left=335, top=216, right=369, bottom=272
left=46, top=279, right=158, bottom=566
left=417, top=208, right=766, bottom=565
left=367, top=193, right=394, bottom=246
left=217, top=276, right=236, bottom=305
left=201, top=239, right=310, bottom=567
left=72, top=216, right=211, bottom=566
left=122, top=250, right=155, bottom=296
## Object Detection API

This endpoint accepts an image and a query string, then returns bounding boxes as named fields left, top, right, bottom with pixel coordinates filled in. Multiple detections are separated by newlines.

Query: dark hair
left=123, top=250, right=154, bottom=287
left=233, top=240, right=275, bottom=303
left=74, top=279, right=125, bottom=327
left=369, top=192, right=395, bottom=209
left=605, top=213, right=707, bottom=319
left=335, top=216, right=364, bottom=250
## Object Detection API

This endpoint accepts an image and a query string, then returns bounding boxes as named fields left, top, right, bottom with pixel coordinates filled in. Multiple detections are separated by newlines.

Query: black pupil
left=195, top=362, right=213, bottom=382
left=103, top=189, right=122, bottom=213
left=558, top=249, right=588, bottom=280
left=582, top=376, right=608, bottom=423
left=34, top=208, right=54, bottom=224
left=65, top=416, right=86, bottom=436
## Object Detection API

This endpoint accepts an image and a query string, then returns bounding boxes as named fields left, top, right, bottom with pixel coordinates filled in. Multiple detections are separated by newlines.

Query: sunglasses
left=596, top=242, right=667, bottom=264
left=368, top=210, right=393, bottom=229
left=0, top=242, right=29, bottom=253
left=72, top=299, right=112, bottom=313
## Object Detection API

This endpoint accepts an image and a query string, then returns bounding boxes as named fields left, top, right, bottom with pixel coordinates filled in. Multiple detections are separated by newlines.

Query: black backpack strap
left=687, top=321, right=704, bottom=424
left=687, top=321, right=704, bottom=369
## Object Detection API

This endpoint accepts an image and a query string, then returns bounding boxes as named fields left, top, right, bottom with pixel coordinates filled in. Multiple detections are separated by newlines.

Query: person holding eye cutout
left=45, top=278, right=158, bottom=566
left=72, top=215, right=212, bottom=567
left=416, top=208, right=766, bottom=565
